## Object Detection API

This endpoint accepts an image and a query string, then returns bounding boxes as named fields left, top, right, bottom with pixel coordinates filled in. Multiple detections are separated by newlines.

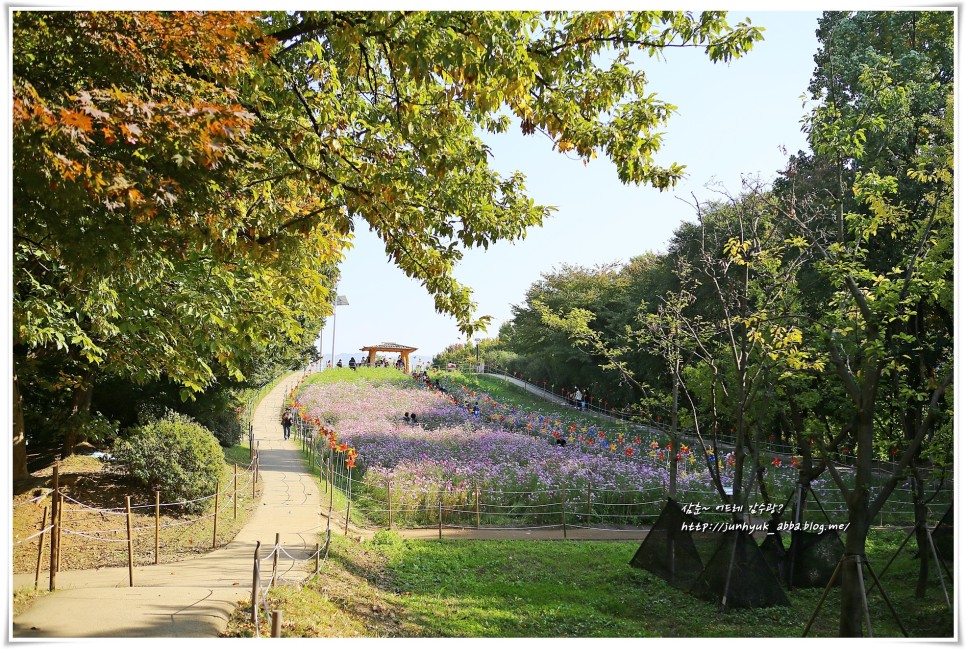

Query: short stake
left=125, top=495, right=134, bottom=587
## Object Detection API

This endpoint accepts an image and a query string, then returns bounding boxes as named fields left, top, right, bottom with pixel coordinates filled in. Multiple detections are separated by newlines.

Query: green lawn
left=443, top=370, right=589, bottom=413
left=305, top=366, right=417, bottom=388
left=229, top=527, right=952, bottom=638
left=231, top=369, right=953, bottom=638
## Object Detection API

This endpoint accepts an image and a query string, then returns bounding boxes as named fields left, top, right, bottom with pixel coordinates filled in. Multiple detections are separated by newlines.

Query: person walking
left=281, top=410, right=293, bottom=440
left=574, top=387, right=584, bottom=412
left=349, top=356, right=357, bottom=370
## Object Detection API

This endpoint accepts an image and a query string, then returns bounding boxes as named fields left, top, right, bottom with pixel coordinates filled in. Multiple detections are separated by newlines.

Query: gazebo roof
left=360, top=342, right=418, bottom=352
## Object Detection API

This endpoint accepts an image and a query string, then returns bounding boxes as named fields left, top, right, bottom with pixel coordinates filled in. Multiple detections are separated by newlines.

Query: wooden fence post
left=34, top=506, right=48, bottom=590
left=438, top=499, right=443, bottom=539
left=560, top=492, right=568, bottom=539
left=315, top=542, right=320, bottom=573
left=271, top=610, right=282, bottom=638
left=344, top=487, right=351, bottom=535
left=585, top=483, right=592, bottom=525
left=271, top=532, right=280, bottom=587
left=212, top=486, right=220, bottom=549
left=387, top=480, right=393, bottom=530
left=251, top=541, right=261, bottom=626
left=154, top=490, right=160, bottom=565
left=125, top=495, right=134, bottom=587
left=49, top=462, right=59, bottom=592
left=328, top=459, right=335, bottom=518
left=233, top=464, right=238, bottom=520
left=476, top=486, right=481, bottom=529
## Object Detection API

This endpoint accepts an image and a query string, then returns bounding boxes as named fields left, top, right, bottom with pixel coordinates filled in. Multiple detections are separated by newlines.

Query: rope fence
left=15, top=370, right=331, bottom=638
left=247, top=526, right=333, bottom=637
left=288, top=381, right=954, bottom=539
left=322, top=441, right=950, bottom=532
left=13, top=454, right=261, bottom=591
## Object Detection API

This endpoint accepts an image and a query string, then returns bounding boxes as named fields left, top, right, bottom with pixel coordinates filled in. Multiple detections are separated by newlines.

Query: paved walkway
left=11, top=371, right=653, bottom=638
left=12, top=371, right=321, bottom=638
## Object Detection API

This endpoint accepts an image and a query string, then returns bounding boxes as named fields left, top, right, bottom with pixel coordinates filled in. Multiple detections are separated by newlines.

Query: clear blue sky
left=318, top=11, right=823, bottom=364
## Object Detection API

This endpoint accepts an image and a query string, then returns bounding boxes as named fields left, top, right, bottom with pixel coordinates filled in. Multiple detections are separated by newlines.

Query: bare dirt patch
left=13, top=453, right=261, bottom=575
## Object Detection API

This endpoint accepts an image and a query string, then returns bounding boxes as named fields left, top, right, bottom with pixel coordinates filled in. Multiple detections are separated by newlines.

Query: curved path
left=12, top=372, right=321, bottom=638
left=11, top=371, right=651, bottom=638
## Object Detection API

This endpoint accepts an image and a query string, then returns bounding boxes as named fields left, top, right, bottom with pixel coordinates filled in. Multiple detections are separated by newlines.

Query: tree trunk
left=911, top=466, right=929, bottom=597
left=839, top=513, right=871, bottom=636
left=13, top=363, right=29, bottom=482
left=666, top=368, right=680, bottom=581
left=62, top=373, right=94, bottom=457
left=838, top=401, right=875, bottom=636
left=731, top=377, right=747, bottom=510
left=899, top=342, right=931, bottom=597
left=668, top=363, right=680, bottom=499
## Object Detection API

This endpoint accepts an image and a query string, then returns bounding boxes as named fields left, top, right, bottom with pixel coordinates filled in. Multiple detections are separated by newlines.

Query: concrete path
left=10, top=370, right=654, bottom=638
left=12, top=371, right=322, bottom=638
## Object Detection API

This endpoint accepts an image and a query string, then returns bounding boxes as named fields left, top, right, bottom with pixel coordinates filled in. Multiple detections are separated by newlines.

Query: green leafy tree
left=503, top=263, right=629, bottom=396
left=13, top=12, right=338, bottom=461
left=433, top=337, right=515, bottom=371
left=680, top=183, right=815, bottom=509
left=13, top=10, right=763, bottom=475
left=788, top=10, right=953, bottom=636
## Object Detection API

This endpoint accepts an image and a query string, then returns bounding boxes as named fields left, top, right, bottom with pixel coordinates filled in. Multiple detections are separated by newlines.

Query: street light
left=329, top=294, right=349, bottom=369
left=474, top=338, right=481, bottom=373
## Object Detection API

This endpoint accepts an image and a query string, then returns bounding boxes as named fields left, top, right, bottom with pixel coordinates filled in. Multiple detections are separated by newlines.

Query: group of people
left=325, top=355, right=407, bottom=369
left=402, top=412, right=418, bottom=425
left=329, top=356, right=359, bottom=369
left=567, top=386, right=587, bottom=412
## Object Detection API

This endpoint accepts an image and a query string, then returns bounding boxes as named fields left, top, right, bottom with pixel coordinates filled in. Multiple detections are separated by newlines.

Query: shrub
left=200, top=406, right=244, bottom=448
left=175, top=387, right=245, bottom=448
left=110, top=411, right=224, bottom=512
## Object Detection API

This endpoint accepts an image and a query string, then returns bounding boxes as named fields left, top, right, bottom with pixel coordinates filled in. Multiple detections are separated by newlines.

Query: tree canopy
left=13, top=10, right=763, bottom=470
left=495, top=10, right=953, bottom=637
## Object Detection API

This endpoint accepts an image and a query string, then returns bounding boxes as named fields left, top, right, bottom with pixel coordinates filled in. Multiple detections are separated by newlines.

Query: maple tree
left=13, top=10, right=763, bottom=472
left=14, top=12, right=338, bottom=464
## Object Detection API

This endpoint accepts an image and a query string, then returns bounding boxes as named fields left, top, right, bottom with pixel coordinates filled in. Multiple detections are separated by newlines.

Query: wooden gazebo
left=360, top=342, right=418, bottom=372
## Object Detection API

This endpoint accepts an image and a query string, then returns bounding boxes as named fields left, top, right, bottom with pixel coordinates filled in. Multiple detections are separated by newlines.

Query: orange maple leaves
left=60, top=109, right=93, bottom=133
left=14, top=11, right=265, bottom=235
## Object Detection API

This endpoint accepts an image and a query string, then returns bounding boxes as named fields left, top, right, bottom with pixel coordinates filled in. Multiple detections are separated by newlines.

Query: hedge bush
left=110, top=411, right=225, bottom=512
left=199, top=406, right=244, bottom=448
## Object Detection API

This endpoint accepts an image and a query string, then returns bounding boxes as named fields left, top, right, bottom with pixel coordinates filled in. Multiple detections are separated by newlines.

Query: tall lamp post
left=474, top=338, right=481, bottom=373
left=330, top=294, right=349, bottom=369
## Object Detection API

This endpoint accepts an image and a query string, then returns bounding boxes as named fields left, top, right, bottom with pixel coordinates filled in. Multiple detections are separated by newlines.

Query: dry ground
left=13, top=451, right=261, bottom=576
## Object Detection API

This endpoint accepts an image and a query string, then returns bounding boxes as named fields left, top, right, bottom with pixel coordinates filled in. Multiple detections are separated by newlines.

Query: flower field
left=289, top=369, right=951, bottom=530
